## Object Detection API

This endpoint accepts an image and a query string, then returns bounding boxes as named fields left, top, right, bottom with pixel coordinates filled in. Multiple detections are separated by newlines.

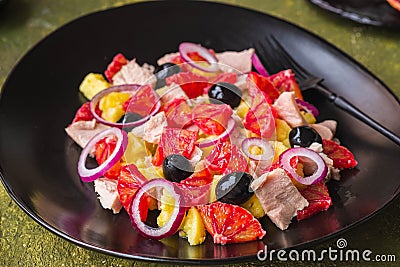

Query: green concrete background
left=0, top=0, right=399, bottom=266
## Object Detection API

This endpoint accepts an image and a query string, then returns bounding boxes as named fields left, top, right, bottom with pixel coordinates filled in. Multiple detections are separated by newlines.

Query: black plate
left=1, top=1, right=399, bottom=264
left=309, top=0, right=400, bottom=27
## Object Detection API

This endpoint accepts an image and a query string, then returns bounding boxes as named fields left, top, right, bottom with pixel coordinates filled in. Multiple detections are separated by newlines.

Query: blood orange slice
left=94, top=135, right=121, bottom=179
left=267, top=69, right=303, bottom=100
left=387, top=0, right=400, bottom=11
left=117, top=164, right=154, bottom=221
left=322, top=139, right=357, bottom=169
left=197, top=202, right=266, bottom=244
left=297, top=181, right=332, bottom=221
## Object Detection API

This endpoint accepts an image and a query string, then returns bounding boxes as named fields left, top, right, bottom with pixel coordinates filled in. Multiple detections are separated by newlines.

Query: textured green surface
left=0, top=0, right=399, bottom=266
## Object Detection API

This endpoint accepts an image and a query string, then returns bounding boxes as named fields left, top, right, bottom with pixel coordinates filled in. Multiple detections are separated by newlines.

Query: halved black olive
left=208, top=82, right=242, bottom=108
left=162, top=154, right=194, bottom=183
left=288, top=126, right=322, bottom=148
left=215, top=172, right=254, bottom=205
left=118, top=112, right=143, bottom=124
left=154, top=63, right=182, bottom=89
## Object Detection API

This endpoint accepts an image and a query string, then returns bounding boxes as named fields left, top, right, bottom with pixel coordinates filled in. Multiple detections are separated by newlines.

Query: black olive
left=118, top=112, right=143, bottom=132
left=154, top=63, right=182, bottom=89
left=118, top=112, right=143, bottom=124
left=215, top=172, right=254, bottom=205
left=162, top=154, right=194, bottom=183
left=208, top=82, right=242, bottom=108
left=288, top=126, right=322, bottom=148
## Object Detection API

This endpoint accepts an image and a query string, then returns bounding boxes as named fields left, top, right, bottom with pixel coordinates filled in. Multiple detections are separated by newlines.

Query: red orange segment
left=197, top=202, right=266, bottom=244
left=387, top=0, right=400, bottom=11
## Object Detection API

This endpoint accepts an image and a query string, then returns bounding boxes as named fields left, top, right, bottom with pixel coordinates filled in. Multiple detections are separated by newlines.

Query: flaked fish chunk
left=251, top=168, right=309, bottom=230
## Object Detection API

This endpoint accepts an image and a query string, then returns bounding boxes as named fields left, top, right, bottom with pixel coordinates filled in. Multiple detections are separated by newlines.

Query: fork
left=255, top=35, right=400, bottom=146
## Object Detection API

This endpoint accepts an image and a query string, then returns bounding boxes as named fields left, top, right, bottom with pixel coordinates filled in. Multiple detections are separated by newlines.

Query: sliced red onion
left=179, top=42, right=220, bottom=73
left=279, top=147, right=327, bottom=185
left=89, top=84, right=161, bottom=129
left=241, top=137, right=274, bottom=161
left=251, top=53, right=269, bottom=77
left=295, top=98, right=319, bottom=117
left=78, top=127, right=128, bottom=182
left=197, top=118, right=235, bottom=148
left=129, top=179, right=186, bottom=240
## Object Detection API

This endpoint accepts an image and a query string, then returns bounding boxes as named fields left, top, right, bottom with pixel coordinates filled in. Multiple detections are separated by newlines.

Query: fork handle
left=319, top=86, right=400, bottom=146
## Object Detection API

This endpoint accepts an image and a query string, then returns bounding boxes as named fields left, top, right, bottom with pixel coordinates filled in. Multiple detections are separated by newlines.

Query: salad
left=65, top=42, right=357, bottom=246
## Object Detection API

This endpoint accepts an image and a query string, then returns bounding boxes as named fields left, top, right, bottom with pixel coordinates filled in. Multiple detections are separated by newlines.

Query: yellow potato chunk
left=276, top=119, right=292, bottom=142
left=240, top=194, right=265, bottom=219
left=79, top=73, right=110, bottom=100
left=99, top=92, right=130, bottom=123
left=179, top=207, right=206, bottom=246
left=209, top=175, right=223, bottom=203
left=157, top=189, right=176, bottom=227
left=302, top=111, right=316, bottom=124
left=138, top=165, right=164, bottom=180
left=123, top=132, right=147, bottom=165
left=271, top=141, right=289, bottom=163
left=249, top=144, right=263, bottom=156
left=235, top=101, right=249, bottom=119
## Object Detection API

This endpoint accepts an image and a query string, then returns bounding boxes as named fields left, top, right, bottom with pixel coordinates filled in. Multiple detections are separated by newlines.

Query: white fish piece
left=273, top=91, right=308, bottom=128
left=216, top=48, right=255, bottom=74
left=157, top=83, right=188, bottom=104
left=112, top=58, right=155, bottom=85
left=131, top=111, right=168, bottom=144
left=94, top=177, right=123, bottom=214
left=157, top=49, right=255, bottom=74
left=310, top=124, right=334, bottom=140
left=157, top=52, right=179, bottom=66
left=188, top=146, right=203, bottom=168
left=65, top=119, right=111, bottom=149
left=318, top=120, right=337, bottom=135
left=251, top=168, right=309, bottom=230
left=234, top=74, right=248, bottom=91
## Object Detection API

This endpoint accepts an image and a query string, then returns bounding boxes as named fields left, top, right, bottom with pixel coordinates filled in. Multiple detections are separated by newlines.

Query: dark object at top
left=0, top=0, right=9, bottom=9
left=309, top=0, right=400, bottom=28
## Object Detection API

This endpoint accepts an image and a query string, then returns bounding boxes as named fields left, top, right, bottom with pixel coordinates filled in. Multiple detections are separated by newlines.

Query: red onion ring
left=251, top=52, right=269, bottom=77
left=241, top=137, right=274, bottom=161
left=129, top=179, right=186, bottom=240
left=89, top=84, right=161, bottom=129
left=78, top=127, right=128, bottom=182
left=197, top=118, right=236, bottom=148
left=295, top=98, right=319, bottom=117
left=279, top=147, right=327, bottom=185
left=179, top=42, right=220, bottom=73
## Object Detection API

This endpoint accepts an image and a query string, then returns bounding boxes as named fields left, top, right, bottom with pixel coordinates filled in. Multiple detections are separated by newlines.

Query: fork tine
left=264, top=36, right=290, bottom=72
left=268, top=35, right=309, bottom=80
left=255, top=37, right=285, bottom=74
